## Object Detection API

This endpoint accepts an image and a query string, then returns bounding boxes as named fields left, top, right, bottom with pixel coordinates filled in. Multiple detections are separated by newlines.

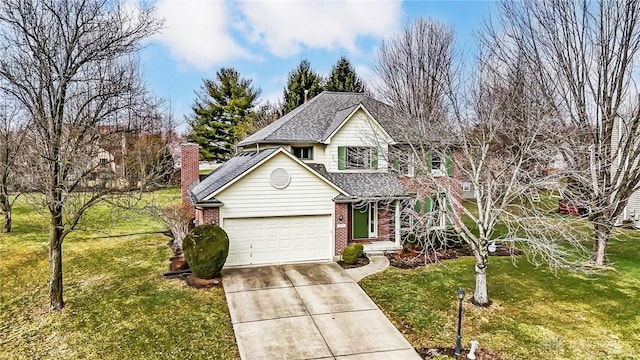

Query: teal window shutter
left=446, top=150, right=454, bottom=177
left=338, top=146, right=346, bottom=170
left=392, top=154, right=400, bottom=173
left=370, top=147, right=378, bottom=169
left=414, top=199, right=422, bottom=213
left=424, top=197, right=432, bottom=214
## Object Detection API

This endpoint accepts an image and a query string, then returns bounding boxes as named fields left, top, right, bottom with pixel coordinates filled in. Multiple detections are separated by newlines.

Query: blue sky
left=140, top=1, right=497, bottom=133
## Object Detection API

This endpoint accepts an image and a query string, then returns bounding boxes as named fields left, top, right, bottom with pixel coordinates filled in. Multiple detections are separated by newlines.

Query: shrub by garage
left=183, top=224, right=229, bottom=279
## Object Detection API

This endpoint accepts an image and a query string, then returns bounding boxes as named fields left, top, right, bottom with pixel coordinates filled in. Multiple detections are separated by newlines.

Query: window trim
left=431, top=154, right=445, bottom=176
left=462, top=181, right=471, bottom=192
left=292, top=146, right=314, bottom=160
left=344, top=146, right=377, bottom=170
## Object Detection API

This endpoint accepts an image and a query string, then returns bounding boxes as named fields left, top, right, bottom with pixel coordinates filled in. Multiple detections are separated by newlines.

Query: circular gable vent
left=270, top=168, right=290, bottom=189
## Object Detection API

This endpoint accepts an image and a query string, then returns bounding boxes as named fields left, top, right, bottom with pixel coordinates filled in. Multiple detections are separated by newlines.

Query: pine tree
left=282, top=59, right=324, bottom=114
left=187, top=68, right=260, bottom=162
left=325, top=56, right=366, bottom=93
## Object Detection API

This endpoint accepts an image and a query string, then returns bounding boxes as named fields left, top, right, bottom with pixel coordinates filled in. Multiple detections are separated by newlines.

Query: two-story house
left=180, top=91, right=462, bottom=266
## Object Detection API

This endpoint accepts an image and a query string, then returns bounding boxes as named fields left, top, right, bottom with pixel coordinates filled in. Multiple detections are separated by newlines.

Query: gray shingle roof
left=190, top=148, right=278, bottom=203
left=308, top=164, right=408, bottom=199
left=238, top=91, right=406, bottom=146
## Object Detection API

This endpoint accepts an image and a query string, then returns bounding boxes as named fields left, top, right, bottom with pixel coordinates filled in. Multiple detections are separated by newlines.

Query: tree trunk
left=48, top=196, right=65, bottom=310
left=3, top=208, right=10, bottom=233
left=591, top=222, right=611, bottom=267
left=0, top=191, right=10, bottom=233
left=49, top=213, right=64, bottom=311
left=473, top=251, right=490, bottom=306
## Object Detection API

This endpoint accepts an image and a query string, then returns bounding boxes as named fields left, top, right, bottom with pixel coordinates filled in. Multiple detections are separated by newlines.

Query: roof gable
left=192, top=147, right=349, bottom=203
left=321, top=104, right=395, bottom=145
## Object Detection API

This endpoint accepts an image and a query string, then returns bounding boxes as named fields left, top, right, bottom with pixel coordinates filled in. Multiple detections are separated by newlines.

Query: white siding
left=611, top=118, right=623, bottom=176
left=217, top=152, right=340, bottom=219
left=622, top=189, right=640, bottom=227
left=324, top=109, right=391, bottom=172
left=313, top=144, right=326, bottom=164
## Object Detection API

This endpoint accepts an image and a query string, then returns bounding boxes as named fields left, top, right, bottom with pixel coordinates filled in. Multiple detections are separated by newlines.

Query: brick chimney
left=181, top=143, right=200, bottom=217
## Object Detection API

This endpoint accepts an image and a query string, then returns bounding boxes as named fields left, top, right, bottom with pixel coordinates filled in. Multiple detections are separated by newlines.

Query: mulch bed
left=183, top=274, right=222, bottom=289
left=388, top=246, right=522, bottom=269
left=166, top=255, right=222, bottom=289
left=163, top=272, right=223, bottom=289
left=337, top=255, right=370, bottom=269
left=418, top=347, right=502, bottom=359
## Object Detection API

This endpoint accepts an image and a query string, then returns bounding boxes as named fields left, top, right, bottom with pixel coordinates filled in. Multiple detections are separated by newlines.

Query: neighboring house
left=181, top=91, right=463, bottom=266
left=612, top=119, right=640, bottom=228
left=462, top=178, right=476, bottom=200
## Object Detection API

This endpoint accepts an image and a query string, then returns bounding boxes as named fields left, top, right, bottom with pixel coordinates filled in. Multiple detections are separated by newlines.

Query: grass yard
left=0, top=188, right=239, bottom=360
left=360, top=227, right=640, bottom=359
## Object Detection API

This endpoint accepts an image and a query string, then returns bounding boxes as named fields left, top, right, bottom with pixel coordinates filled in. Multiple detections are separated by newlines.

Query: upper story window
left=390, top=149, right=414, bottom=176
left=431, top=154, right=445, bottom=176
left=462, top=181, right=471, bottom=192
left=338, top=146, right=378, bottom=170
left=390, top=146, right=453, bottom=177
left=292, top=146, right=313, bottom=160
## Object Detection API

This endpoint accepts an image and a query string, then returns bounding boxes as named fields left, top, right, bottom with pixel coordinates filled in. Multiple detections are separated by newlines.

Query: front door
left=353, top=202, right=377, bottom=239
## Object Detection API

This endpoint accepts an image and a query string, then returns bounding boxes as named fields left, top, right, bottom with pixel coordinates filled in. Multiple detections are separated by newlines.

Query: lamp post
left=455, top=288, right=465, bottom=358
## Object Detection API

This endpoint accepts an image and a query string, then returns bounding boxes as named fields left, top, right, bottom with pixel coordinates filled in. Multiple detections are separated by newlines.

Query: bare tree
left=124, top=99, right=180, bottom=191
left=445, top=52, right=591, bottom=305
left=158, top=204, right=192, bottom=256
left=0, top=0, right=161, bottom=310
left=0, top=96, right=27, bottom=232
left=374, top=18, right=454, bottom=126
left=377, top=19, right=591, bottom=306
left=489, top=0, right=640, bottom=266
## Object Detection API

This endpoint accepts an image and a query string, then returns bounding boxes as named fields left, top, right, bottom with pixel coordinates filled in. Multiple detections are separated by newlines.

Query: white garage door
left=223, top=215, right=333, bottom=266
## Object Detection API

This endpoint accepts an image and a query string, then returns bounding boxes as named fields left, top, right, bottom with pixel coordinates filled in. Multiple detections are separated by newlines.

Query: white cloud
left=154, top=0, right=250, bottom=70
left=238, top=0, right=402, bottom=57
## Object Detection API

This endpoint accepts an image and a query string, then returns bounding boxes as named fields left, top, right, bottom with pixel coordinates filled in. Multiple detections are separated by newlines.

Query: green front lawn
left=360, top=229, right=640, bottom=359
left=0, top=189, right=238, bottom=360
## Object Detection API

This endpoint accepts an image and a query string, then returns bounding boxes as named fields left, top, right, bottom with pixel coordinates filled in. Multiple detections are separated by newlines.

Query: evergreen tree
left=325, top=56, right=366, bottom=93
left=282, top=59, right=324, bottom=114
left=187, top=68, right=260, bottom=162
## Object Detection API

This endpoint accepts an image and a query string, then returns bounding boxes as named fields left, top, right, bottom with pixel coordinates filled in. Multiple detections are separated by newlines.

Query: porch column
left=394, top=199, right=401, bottom=247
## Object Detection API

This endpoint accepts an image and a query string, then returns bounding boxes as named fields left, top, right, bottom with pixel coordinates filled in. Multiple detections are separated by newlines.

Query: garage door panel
left=223, top=215, right=332, bottom=266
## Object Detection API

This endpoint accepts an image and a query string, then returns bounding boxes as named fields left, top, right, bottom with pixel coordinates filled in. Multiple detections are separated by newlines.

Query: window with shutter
left=342, top=146, right=378, bottom=170
left=338, top=146, right=346, bottom=170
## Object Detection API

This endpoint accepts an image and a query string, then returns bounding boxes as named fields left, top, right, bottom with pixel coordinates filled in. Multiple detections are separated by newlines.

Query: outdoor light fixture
left=338, top=215, right=343, bottom=221
left=455, top=288, right=465, bottom=358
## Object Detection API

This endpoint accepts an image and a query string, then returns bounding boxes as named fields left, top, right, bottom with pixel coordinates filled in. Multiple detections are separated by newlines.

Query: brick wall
left=397, top=147, right=465, bottom=217
left=334, top=203, right=348, bottom=255
left=202, top=208, right=220, bottom=225
left=181, top=143, right=200, bottom=218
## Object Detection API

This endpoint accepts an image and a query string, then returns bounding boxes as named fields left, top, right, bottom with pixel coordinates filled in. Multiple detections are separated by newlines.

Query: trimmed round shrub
left=183, top=224, right=229, bottom=279
left=342, top=244, right=364, bottom=265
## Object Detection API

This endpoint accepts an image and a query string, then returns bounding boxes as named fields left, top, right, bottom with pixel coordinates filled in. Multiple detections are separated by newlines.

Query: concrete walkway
left=222, top=262, right=420, bottom=360
left=345, top=255, right=390, bottom=282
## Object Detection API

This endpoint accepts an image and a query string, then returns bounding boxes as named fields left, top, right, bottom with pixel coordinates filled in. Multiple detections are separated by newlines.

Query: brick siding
left=180, top=143, right=200, bottom=218
left=334, top=203, right=348, bottom=255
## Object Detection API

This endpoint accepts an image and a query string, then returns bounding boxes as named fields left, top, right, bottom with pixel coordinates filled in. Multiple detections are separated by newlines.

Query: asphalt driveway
left=222, top=262, right=421, bottom=360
